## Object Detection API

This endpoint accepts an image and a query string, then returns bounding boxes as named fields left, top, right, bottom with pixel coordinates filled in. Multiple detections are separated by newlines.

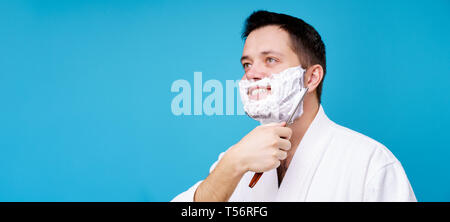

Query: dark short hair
left=242, top=10, right=326, bottom=103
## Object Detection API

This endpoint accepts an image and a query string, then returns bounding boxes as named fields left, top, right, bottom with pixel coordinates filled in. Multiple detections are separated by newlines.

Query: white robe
left=172, top=105, right=416, bottom=202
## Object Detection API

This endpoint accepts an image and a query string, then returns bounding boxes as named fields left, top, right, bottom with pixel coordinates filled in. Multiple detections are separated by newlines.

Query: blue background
left=0, top=0, right=449, bottom=201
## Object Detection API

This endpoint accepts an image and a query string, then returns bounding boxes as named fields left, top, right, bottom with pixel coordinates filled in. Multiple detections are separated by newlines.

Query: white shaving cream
left=239, top=66, right=306, bottom=125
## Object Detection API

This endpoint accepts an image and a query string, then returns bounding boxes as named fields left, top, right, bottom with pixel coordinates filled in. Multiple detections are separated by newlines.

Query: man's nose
left=245, top=65, right=270, bottom=81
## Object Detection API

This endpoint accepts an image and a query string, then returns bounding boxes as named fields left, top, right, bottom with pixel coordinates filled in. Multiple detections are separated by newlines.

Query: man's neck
left=277, top=96, right=320, bottom=186
left=287, top=96, right=320, bottom=159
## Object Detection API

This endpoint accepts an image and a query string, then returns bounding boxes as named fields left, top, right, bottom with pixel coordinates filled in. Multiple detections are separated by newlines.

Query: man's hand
left=228, top=122, right=292, bottom=173
left=194, top=122, right=292, bottom=202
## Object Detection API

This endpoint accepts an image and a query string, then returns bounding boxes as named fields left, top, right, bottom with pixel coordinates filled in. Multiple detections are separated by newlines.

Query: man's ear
left=305, top=64, right=324, bottom=93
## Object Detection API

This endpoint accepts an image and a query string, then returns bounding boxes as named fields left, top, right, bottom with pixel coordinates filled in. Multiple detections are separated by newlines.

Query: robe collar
left=242, top=105, right=336, bottom=201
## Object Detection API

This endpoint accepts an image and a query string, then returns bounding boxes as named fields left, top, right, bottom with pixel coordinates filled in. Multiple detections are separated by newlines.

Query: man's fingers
left=277, top=138, right=291, bottom=151
left=273, top=126, right=292, bottom=139
left=276, top=150, right=288, bottom=160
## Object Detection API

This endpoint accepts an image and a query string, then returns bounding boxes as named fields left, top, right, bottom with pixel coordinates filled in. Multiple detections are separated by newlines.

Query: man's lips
left=248, top=86, right=271, bottom=100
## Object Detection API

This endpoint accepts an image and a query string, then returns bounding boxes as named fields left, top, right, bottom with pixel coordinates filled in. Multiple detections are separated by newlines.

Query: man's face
left=241, top=25, right=301, bottom=100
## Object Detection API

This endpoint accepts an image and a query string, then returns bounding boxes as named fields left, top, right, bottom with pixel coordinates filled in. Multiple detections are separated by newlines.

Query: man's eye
left=266, top=57, right=277, bottom=64
left=243, top=63, right=251, bottom=69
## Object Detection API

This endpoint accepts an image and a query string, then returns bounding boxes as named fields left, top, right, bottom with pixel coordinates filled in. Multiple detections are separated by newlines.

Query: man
left=172, top=10, right=416, bottom=202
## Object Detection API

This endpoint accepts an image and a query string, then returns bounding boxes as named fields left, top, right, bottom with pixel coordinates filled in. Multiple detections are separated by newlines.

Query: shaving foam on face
left=239, top=66, right=306, bottom=125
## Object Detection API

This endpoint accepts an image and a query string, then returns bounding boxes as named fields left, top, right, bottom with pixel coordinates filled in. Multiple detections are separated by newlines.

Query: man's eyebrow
left=261, top=50, right=284, bottom=56
left=240, top=50, right=283, bottom=63
left=240, top=55, right=250, bottom=63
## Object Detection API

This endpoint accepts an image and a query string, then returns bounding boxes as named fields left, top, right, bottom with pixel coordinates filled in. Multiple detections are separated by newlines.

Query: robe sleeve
left=170, top=152, right=226, bottom=202
left=364, top=161, right=417, bottom=202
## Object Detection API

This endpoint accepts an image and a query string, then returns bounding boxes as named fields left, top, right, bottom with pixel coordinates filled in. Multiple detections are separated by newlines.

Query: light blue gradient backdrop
left=0, top=0, right=449, bottom=201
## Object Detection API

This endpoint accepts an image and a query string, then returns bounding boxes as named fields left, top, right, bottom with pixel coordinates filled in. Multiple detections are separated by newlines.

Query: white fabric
left=171, top=105, right=416, bottom=202
left=238, top=66, right=306, bottom=125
